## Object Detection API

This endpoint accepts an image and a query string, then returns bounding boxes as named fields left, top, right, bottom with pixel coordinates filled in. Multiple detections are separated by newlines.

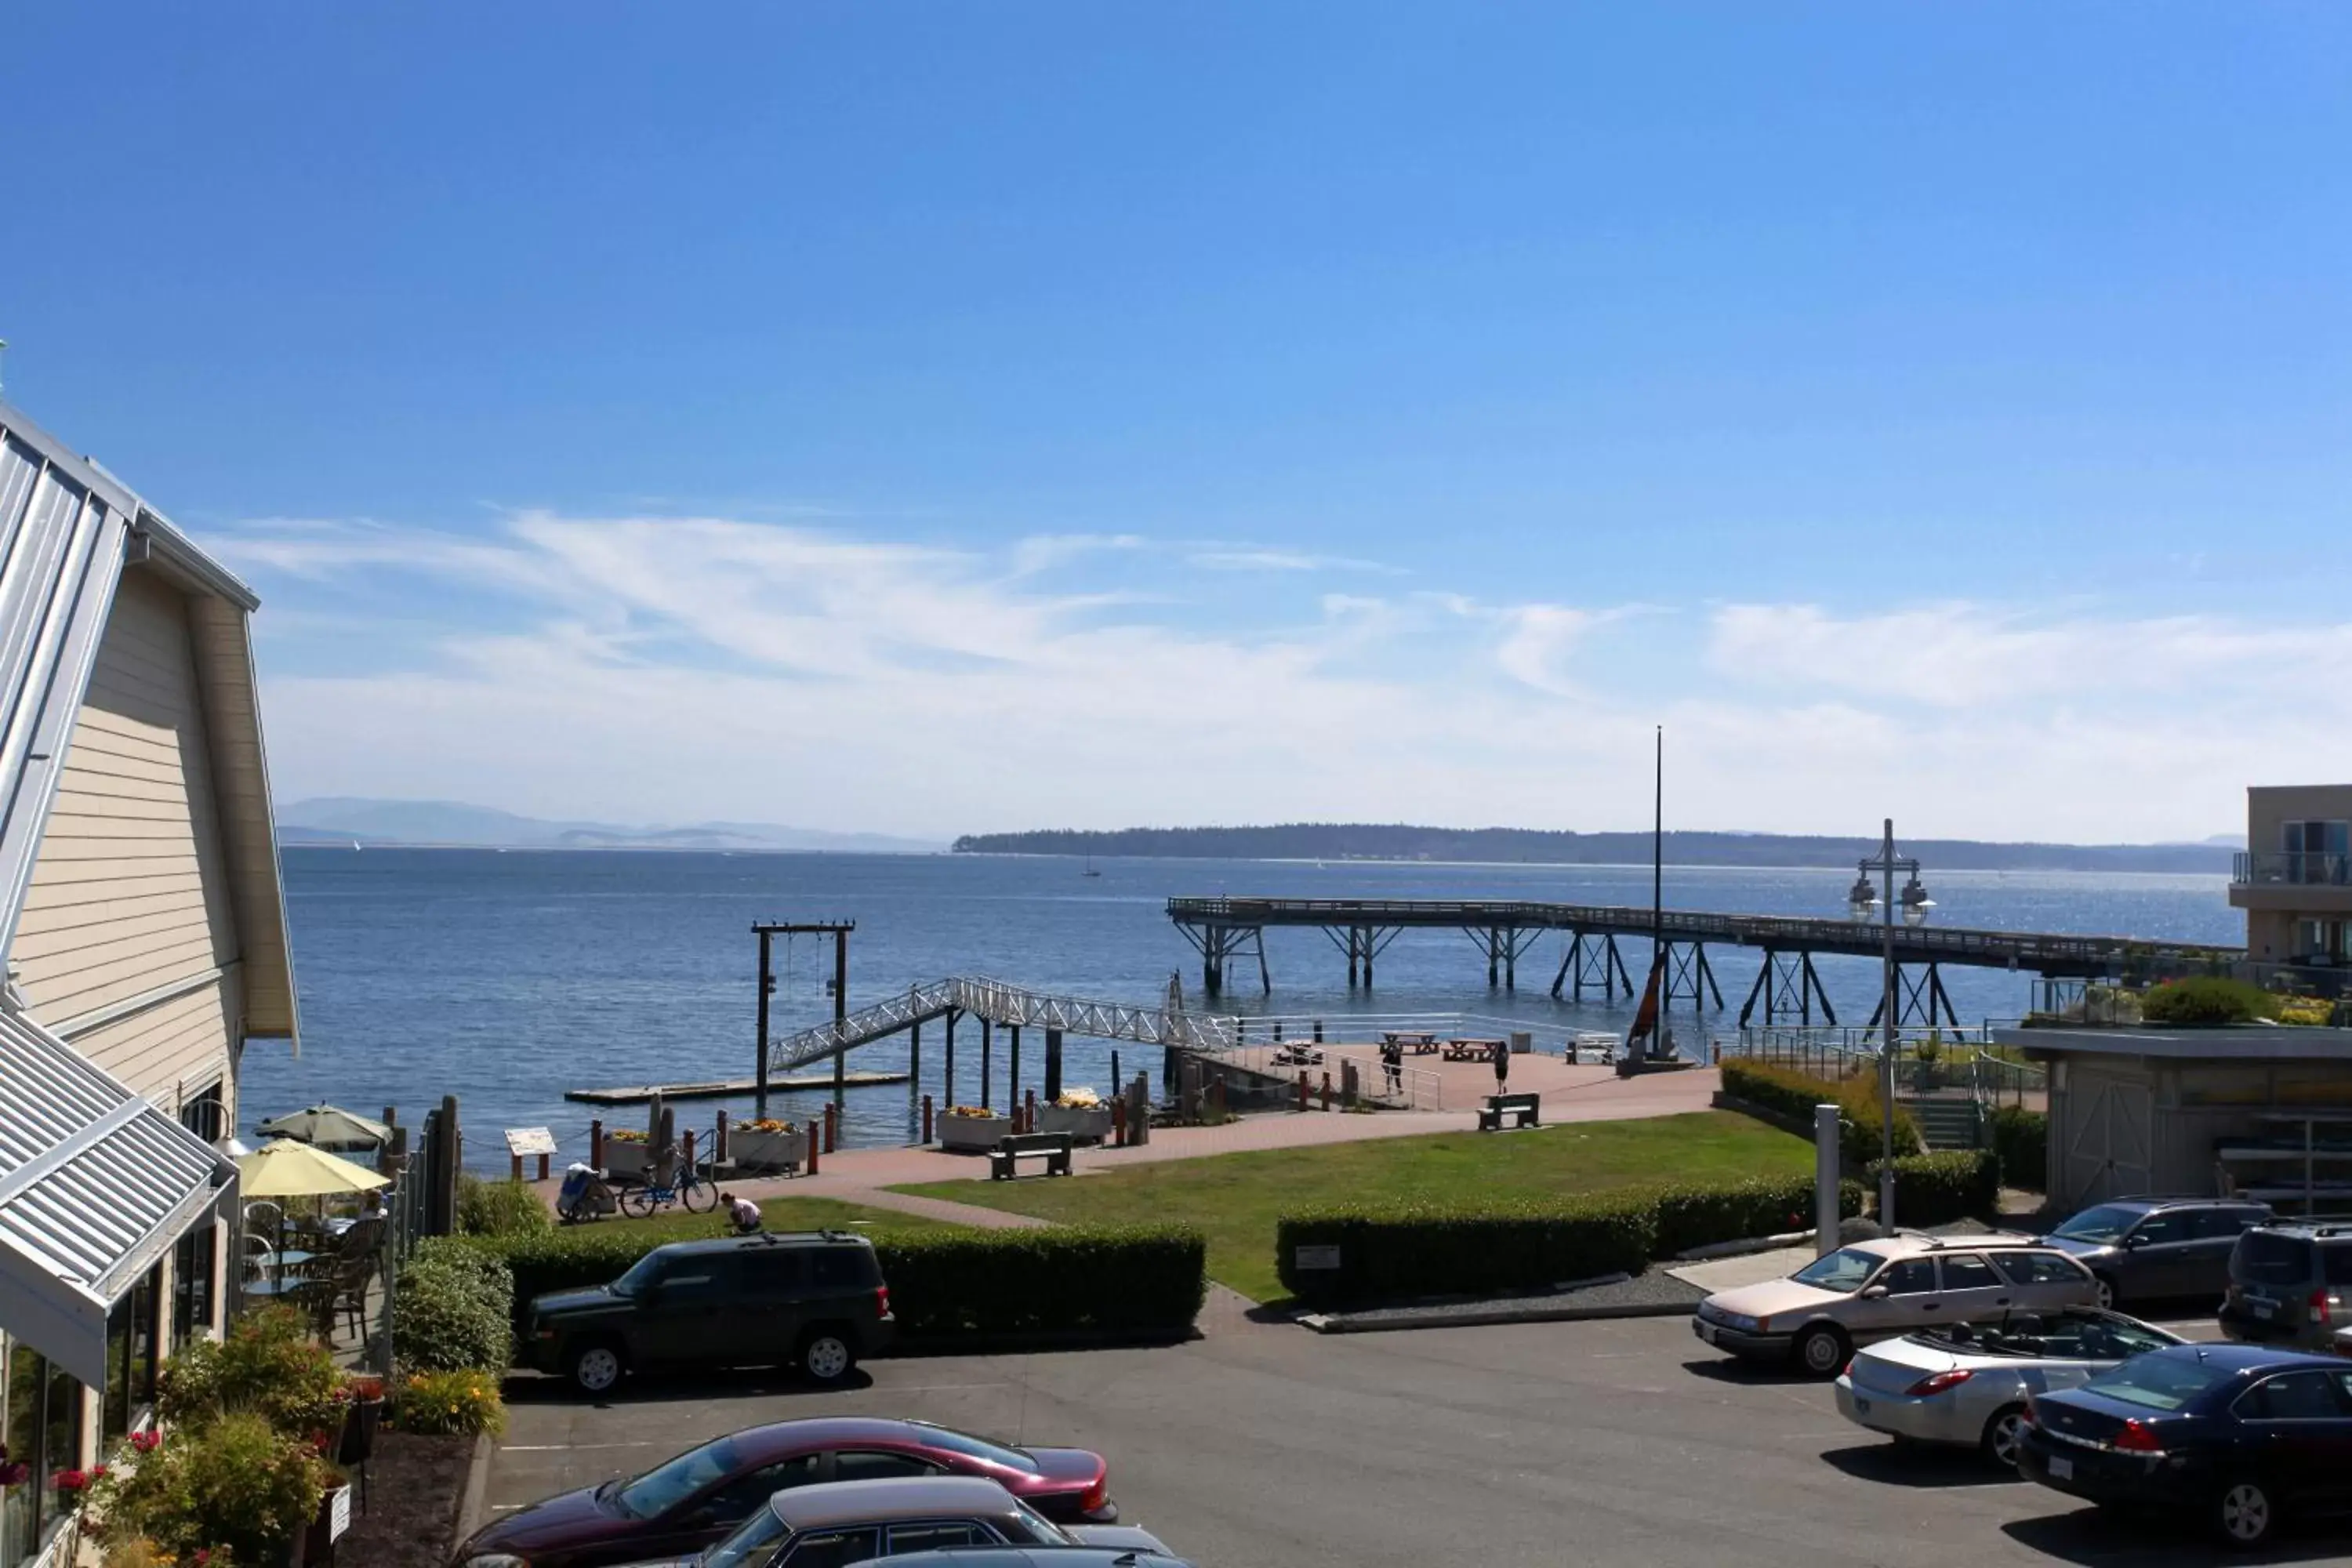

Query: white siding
left=7, top=570, right=238, bottom=1102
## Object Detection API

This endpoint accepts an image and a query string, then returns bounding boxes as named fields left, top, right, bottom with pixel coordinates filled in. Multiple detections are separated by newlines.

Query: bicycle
left=616, top=1140, right=720, bottom=1218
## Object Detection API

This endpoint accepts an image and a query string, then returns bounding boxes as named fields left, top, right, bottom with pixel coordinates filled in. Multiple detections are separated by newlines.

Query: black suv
left=524, top=1230, right=895, bottom=1395
left=2038, top=1196, right=2272, bottom=1309
left=2221, top=1220, right=2352, bottom=1351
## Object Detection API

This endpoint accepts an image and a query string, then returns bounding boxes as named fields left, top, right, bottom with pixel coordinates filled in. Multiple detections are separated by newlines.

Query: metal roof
left=0, top=1004, right=232, bottom=1386
left=1995, top=1025, right=2352, bottom=1062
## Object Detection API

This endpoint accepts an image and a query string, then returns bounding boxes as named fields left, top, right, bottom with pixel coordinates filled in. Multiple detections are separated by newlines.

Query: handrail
left=767, top=975, right=1238, bottom=1074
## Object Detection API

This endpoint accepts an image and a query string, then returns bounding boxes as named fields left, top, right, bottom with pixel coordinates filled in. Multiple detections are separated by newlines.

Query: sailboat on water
left=1081, top=855, right=1102, bottom=878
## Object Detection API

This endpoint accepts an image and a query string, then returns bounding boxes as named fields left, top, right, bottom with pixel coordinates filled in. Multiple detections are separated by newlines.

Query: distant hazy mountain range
left=952, top=824, right=2241, bottom=873
left=278, top=798, right=944, bottom=854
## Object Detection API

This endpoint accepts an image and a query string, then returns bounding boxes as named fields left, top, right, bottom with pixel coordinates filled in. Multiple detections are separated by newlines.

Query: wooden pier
left=567, top=1070, right=909, bottom=1105
left=1167, top=895, right=2245, bottom=1026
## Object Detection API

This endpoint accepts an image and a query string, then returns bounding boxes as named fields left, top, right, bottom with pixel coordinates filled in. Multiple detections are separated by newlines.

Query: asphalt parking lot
left=486, top=1309, right=2348, bottom=1568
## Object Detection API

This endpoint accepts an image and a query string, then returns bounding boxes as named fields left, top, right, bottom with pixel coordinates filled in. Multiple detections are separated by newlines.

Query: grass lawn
left=895, top=1109, right=1809, bottom=1301
left=589, top=1194, right=957, bottom=1245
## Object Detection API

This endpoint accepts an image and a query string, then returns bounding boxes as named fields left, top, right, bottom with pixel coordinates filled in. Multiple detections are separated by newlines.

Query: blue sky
left=4, top=4, right=2347, bottom=840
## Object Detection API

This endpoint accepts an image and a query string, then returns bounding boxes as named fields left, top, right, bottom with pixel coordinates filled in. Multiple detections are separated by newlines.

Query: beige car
left=1691, top=1235, right=2101, bottom=1377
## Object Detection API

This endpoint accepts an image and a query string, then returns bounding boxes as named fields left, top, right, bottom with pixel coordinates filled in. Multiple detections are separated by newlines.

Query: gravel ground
left=337, top=1431, right=475, bottom=1568
left=1300, top=1268, right=1704, bottom=1333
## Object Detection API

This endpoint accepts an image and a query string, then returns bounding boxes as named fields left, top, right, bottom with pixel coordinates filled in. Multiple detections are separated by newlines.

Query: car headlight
left=1723, top=1313, right=1757, bottom=1332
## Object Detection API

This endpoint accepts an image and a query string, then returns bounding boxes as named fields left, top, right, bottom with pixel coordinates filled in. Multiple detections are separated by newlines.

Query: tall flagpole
left=1652, top=725, right=1664, bottom=1058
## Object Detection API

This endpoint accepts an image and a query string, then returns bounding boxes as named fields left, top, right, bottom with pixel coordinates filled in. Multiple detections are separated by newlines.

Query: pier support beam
left=909, top=1017, right=921, bottom=1105
left=1044, top=1028, right=1064, bottom=1102
left=942, top=1010, right=957, bottom=1108
left=1660, top=939, right=1726, bottom=1009
left=1552, top=931, right=1635, bottom=1001
left=1738, top=949, right=1838, bottom=1028
left=980, top=1018, right=993, bottom=1110
left=1009, top=1023, right=1022, bottom=1112
left=1864, top=961, right=1961, bottom=1029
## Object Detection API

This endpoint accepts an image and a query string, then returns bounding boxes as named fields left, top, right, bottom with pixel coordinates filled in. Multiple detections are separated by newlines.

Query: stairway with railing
left=765, top=975, right=1240, bottom=1076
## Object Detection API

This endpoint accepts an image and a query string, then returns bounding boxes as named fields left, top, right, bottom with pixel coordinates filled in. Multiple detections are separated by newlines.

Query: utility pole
left=1849, top=824, right=1931, bottom=1230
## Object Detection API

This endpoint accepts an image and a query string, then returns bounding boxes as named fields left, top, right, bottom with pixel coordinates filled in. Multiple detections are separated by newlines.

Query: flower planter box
left=730, top=1127, right=809, bottom=1174
left=601, top=1142, right=651, bottom=1181
left=938, top=1114, right=1013, bottom=1152
left=1036, top=1105, right=1112, bottom=1144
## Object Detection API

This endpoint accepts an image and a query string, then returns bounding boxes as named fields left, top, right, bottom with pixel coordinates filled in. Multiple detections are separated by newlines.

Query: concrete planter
left=1037, top=1104, right=1112, bottom=1143
left=938, top=1114, right=1013, bottom=1152
left=601, top=1142, right=652, bottom=1180
left=730, top=1127, right=809, bottom=1174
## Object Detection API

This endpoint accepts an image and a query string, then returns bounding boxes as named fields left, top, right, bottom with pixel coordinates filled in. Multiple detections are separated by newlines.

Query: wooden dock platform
left=565, top=1071, right=909, bottom=1105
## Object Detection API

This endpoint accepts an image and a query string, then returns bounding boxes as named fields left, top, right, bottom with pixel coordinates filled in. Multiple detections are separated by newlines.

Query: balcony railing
left=2233, top=851, right=2352, bottom=887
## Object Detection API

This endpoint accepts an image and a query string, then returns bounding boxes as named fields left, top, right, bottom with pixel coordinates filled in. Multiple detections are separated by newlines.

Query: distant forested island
left=950, top=824, right=2238, bottom=873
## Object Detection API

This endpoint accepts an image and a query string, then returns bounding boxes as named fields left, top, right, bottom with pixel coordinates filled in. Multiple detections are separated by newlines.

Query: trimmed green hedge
left=1277, top=1197, right=1654, bottom=1306
left=394, top=1237, right=515, bottom=1373
left=1719, top=1058, right=1922, bottom=1166
left=1275, top=1176, right=1869, bottom=1307
left=452, top=1224, right=1206, bottom=1346
left=1653, top=1176, right=1865, bottom=1258
left=457, top=1173, right=555, bottom=1238
left=1869, top=1149, right=2000, bottom=1226
left=1990, top=1105, right=2047, bottom=1192
left=2140, top=976, right=2274, bottom=1026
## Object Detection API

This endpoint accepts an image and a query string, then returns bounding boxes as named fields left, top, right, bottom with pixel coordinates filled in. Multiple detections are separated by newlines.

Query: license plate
left=2049, top=1456, right=2074, bottom=1482
left=2252, top=1299, right=2276, bottom=1319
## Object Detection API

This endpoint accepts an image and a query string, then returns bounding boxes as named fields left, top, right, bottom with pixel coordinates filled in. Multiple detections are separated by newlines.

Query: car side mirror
left=1860, top=1285, right=1889, bottom=1301
left=2121, top=1235, right=2143, bottom=1250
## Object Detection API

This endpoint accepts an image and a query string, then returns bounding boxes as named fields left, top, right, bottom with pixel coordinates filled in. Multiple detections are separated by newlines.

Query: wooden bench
left=1478, top=1092, right=1541, bottom=1132
left=989, top=1131, right=1075, bottom=1180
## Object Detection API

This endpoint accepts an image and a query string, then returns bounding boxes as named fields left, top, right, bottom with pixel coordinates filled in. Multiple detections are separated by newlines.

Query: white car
left=1835, top=1308, right=2183, bottom=1468
left=1691, top=1234, right=2101, bottom=1377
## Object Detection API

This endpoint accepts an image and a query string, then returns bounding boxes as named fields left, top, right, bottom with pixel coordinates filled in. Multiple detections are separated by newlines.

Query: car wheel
left=2092, top=1272, right=2119, bottom=1311
left=2215, top=1478, right=2277, bottom=1548
left=1794, top=1324, right=1848, bottom=1379
left=568, top=1341, right=626, bottom=1397
left=1979, top=1405, right=2028, bottom=1470
left=799, top=1327, right=856, bottom=1385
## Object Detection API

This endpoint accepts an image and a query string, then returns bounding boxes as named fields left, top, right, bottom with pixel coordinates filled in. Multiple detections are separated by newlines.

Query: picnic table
left=1381, top=1030, right=1440, bottom=1055
left=1272, top=1043, right=1325, bottom=1067
left=1443, top=1036, right=1506, bottom=1062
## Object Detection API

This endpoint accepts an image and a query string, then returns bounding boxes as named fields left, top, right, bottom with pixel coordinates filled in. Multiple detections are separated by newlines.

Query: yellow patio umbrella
left=238, top=1138, right=390, bottom=1199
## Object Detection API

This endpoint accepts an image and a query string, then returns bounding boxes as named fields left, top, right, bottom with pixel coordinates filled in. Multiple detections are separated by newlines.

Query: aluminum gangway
left=766, top=975, right=1238, bottom=1076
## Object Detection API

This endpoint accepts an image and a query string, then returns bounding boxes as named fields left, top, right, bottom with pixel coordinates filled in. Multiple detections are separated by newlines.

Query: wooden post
left=656, top=1103, right=677, bottom=1187
left=756, top=927, right=773, bottom=1123
left=909, top=1016, right=923, bottom=1105
left=824, top=1102, right=838, bottom=1154
left=1043, top=1028, right=1063, bottom=1103
left=536, top=1152, right=550, bottom=1182
left=1297, top=1070, right=1308, bottom=1112
left=510, top=1150, right=524, bottom=1182
left=436, top=1094, right=461, bottom=1236
left=590, top=1118, right=604, bottom=1169
left=806, top=1121, right=820, bottom=1175
left=1320, top=1073, right=1333, bottom=1110
left=1025, top=1087, right=1036, bottom=1135
left=981, top=1020, right=993, bottom=1110
left=944, top=1011, right=958, bottom=1109
left=921, top=1094, right=934, bottom=1144
left=682, top=1128, right=697, bottom=1174
left=1009, top=1024, right=1022, bottom=1111
left=715, top=1109, right=731, bottom=1163
left=1111, top=1096, right=1126, bottom=1147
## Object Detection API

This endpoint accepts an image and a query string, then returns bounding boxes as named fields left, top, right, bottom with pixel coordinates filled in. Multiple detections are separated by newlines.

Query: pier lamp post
left=1849, top=820, right=1930, bottom=1229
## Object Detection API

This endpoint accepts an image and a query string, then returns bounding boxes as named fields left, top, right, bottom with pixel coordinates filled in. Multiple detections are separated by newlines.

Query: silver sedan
left=1833, top=1308, right=2181, bottom=1468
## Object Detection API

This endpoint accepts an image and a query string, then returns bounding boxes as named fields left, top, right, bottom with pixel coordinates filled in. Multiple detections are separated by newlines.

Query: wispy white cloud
left=1185, top=548, right=1399, bottom=575
left=223, top=513, right=2352, bottom=842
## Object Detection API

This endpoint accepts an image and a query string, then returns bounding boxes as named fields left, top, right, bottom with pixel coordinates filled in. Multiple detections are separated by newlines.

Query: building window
left=2280, top=821, right=2350, bottom=884
left=102, top=1265, right=161, bottom=1449
left=178, top=1081, right=227, bottom=1143
left=172, top=1223, right=216, bottom=1348
left=2, top=1339, right=85, bottom=1567
left=2296, top=920, right=2349, bottom=964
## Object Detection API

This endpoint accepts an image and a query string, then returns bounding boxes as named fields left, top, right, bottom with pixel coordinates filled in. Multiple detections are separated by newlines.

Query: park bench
left=989, top=1131, right=1075, bottom=1180
left=1478, top=1091, right=1541, bottom=1132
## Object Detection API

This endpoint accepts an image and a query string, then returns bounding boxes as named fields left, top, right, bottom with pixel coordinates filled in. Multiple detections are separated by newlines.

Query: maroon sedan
left=449, top=1417, right=1116, bottom=1568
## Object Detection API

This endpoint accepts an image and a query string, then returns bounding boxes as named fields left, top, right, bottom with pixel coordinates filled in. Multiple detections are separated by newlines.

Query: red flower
left=195, top=1552, right=212, bottom=1567
left=52, top=1468, right=88, bottom=1493
left=130, top=1430, right=162, bottom=1454
left=89, top=1464, right=107, bottom=1479
left=0, top=1462, right=28, bottom=1488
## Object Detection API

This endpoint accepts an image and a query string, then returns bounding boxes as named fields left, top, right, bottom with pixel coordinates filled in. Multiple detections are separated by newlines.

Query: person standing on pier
left=1381, top=1039, right=1403, bottom=1096
left=1491, top=1037, right=1510, bottom=1092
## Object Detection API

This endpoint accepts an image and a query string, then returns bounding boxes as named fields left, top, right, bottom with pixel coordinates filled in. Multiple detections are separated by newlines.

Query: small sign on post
left=505, top=1126, right=557, bottom=1183
left=328, top=1483, right=353, bottom=1541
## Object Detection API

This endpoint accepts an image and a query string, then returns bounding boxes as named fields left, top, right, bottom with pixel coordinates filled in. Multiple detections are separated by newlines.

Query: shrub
left=393, top=1369, right=506, bottom=1438
left=1276, top=1196, right=1657, bottom=1307
left=89, top=1411, right=332, bottom=1567
left=158, top=1306, right=342, bottom=1441
left=456, top=1224, right=1207, bottom=1345
left=1990, top=1105, right=2047, bottom=1192
left=1719, top=1058, right=1922, bottom=1165
left=392, top=1239, right=514, bottom=1373
left=1869, top=1149, right=2001, bottom=1226
left=457, top=1174, right=554, bottom=1238
left=1650, top=1177, right=1865, bottom=1258
left=2139, top=976, right=2275, bottom=1026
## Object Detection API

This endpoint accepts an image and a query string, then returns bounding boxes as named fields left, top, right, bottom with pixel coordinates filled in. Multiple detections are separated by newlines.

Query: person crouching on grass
left=724, top=1192, right=762, bottom=1234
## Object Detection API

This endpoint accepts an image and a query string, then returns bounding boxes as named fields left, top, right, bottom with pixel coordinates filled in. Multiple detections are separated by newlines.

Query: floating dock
left=566, top=1070, right=909, bottom=1105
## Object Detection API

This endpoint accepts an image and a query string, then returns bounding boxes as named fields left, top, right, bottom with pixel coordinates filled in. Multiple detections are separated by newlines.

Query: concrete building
left=0, top=403, right=296, bottom=1568
left=2230, top=784, right=2352, bottom=975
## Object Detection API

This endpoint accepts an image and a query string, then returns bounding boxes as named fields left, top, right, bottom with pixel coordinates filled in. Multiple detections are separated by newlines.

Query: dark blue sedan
left=2017, top=1342, right=2352, bottom=1548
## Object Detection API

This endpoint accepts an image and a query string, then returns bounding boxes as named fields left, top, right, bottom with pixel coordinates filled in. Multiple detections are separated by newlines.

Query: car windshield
left=2083, top=1353, right=2234, bottom=1413
left=909, top=1422, right=1036, bottom=1472
left=2236, top=1232, right=2314, bottom=1286
left=610, top=1250, right=670, bottom=1298
left=615, top=1436, right=742, bottom=1520
left=2051, top=1205, right=2142, bottom=1244
left=1791, top=1248, right=1882, bottom=1293
left=700, top=1501, right=792, bottom=1568
left=1010, top=1498, right=1074, bottom=1546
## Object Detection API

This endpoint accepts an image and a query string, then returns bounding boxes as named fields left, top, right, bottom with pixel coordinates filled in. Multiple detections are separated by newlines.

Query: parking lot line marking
left=500, top=1441, right=659, bottom=1451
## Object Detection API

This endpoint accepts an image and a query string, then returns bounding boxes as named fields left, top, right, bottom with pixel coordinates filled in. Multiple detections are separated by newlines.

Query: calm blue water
left=241, top=849, right=2241, bottom=1167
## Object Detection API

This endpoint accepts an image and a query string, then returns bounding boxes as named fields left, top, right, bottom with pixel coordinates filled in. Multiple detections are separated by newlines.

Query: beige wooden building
left=2230, top=783, right=2352, bottom=975
left=0, top=402, right=296, bottom=1568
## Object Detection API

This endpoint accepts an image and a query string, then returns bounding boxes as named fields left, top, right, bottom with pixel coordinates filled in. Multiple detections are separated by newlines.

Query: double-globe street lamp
left=1848, top=818, right=1933, bottom=1229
